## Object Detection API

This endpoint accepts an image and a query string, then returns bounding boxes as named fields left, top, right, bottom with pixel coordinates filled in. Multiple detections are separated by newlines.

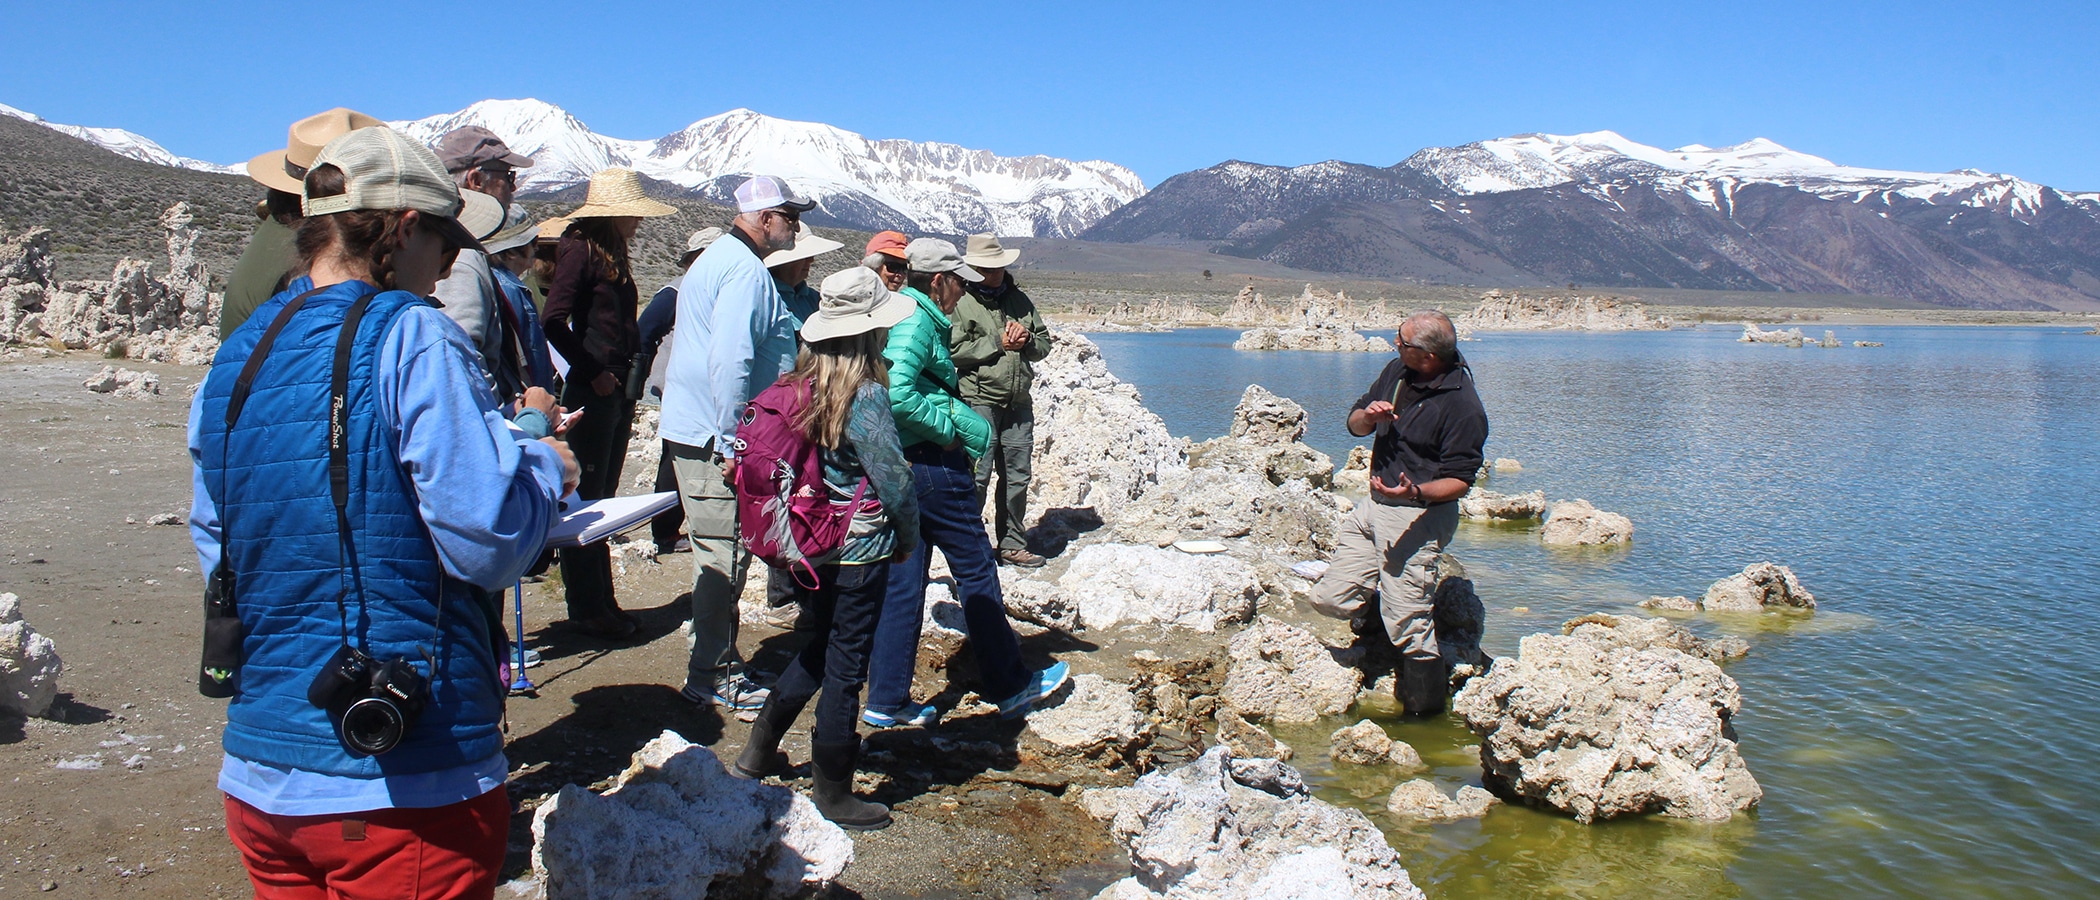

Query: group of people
left=191, top=105, right=1078, bottom=895
left=188, top=104, right=1487, bottom=897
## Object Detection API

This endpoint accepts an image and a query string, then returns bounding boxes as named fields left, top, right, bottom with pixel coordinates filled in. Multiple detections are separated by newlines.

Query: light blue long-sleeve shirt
left=658, top=231, right=798, bottom=454
left=188, top=298, right=568, bottom=590
left=189, top=291, right=566, bottom=816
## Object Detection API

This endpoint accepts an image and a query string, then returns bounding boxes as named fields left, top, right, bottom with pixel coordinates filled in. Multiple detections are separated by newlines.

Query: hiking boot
left=861, top=703, right=939, bottom=729
left=998, top=548, right=1047, bottom=568
left=732, top=703, right=794, bottom=779
left=681, top=675, right=771, bottom=711
left=997, top=660, right=1071, bottom=719
left=810, top=742, right=891, bottom=830
left=1397, top=656, right=1449, bottom=717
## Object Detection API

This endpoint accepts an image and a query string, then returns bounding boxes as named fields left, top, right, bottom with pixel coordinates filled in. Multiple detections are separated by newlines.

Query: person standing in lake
left=1309, top=309, right=1486, bottom=716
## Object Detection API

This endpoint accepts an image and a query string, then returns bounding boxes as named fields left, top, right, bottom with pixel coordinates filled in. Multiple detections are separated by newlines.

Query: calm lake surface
left=1086, top=326, right=2100, bottom=898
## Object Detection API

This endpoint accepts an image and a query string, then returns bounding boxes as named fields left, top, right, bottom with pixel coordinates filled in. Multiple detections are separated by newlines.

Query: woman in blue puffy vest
left=189, top=126, right=576, bottom=899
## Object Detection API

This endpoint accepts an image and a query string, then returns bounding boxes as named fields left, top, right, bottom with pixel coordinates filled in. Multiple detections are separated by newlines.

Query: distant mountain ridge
left=1085, top=131, right=2100, bottom=311
left=0, top=103, right=238, bottom=175
left=388, top=99, right=1145, bottom=238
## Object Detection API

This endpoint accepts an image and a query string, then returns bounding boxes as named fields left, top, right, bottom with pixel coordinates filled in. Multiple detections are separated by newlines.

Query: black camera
left=307, top=644, right=429, bottom=757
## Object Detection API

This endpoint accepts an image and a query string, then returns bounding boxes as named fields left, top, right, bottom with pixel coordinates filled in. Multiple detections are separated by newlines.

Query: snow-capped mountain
left=1401, top=130, right=2090, bottom=218
left=390, top=99, right=1145, bottom=238
left=1085, top=131, right=2100, bottom=311
left=0, top=103, right=239, bottom=174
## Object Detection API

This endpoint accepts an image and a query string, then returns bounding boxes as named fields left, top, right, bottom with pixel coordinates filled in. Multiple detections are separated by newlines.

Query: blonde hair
left=788, top=330, right=890, bottom=449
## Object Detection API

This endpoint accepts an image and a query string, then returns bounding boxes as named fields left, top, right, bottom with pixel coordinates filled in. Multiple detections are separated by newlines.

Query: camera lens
left=341, top=696, right=406, bottom=755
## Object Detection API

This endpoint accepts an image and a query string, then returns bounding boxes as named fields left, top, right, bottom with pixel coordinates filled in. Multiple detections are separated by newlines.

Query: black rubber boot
left=732, top=702, right=795, bottom=779
left=809, top=741, right=891, bottom=831
left=1397, top=656, right=1449, bottom=717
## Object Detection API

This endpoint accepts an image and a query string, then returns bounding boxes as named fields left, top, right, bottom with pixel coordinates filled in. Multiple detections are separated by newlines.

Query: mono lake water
left=1085, top=326, right=2100, bottom=898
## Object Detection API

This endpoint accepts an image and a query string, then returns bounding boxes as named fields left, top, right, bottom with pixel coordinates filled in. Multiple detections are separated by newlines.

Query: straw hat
left=961, top=233, right=1020, bottom=269
left=802, top=267, right=914, bottom=343
left=564, top=168, right=677, bottom=219
left=247, top=107, right=384, bottom=194
left=536, top=217, right=573, bottom=242
left=763, top=223, right=845, bottom=268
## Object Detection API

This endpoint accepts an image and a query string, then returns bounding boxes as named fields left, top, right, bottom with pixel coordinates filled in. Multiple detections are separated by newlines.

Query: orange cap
left=865, top=230, right=910, bottom=260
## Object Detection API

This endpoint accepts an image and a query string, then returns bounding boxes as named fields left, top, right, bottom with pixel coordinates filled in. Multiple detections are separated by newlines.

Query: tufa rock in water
left=1, top=593, right=64, bottom=718
left=1852, top=340, right=1884, bottom=347
left=1222, top=616, right=1361, bottom=723
left=1819, top=330, right=1841, bottom=348
left=1083, top=746, right=1424, bottom=900
left=1115, top=469, right=1343, bottom=555
left=1493, top=458, right=1522, bottom=473
left=1328, top=720, right=1426, bottom=770
left=1232, top=325, right=1390, bottom=353
left=1027, top=331, right=1190, bottom=525
left=1540, top=498, right=1634, bottom=546
left=1452, top=632, right=1762, bottom=823
left=1560, top=613, right=1749, bottom=664
left=1384, top=780, right=1501, bottom=821
left=526, top=730, right=852, bottom=898
left=1700, top=563, right=1817, bottom=612
left=1739, top=322, right=1807, bottom=346
left=1188, top=385, right=1335, bottom=489
left=1458, top=488, right=1546, bottom=521
left=1456, top=291, right=1669, bottom=332
left=1639, top=595, right=1701, bottom=612
left=1213, top=709, right=1292, bottom=761
left=1058, top=543, right=1261, bottom=633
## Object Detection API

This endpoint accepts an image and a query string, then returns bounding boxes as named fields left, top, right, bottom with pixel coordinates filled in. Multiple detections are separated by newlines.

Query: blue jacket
left=659, top=229, right=797, bottom=453
left=195, top=283, right=518, bottom=778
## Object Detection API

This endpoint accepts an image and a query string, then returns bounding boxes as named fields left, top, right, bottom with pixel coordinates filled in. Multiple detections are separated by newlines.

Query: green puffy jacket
left=885, top=288, right=992, bottom=457
left=950, top=278, right=1050, bottom=409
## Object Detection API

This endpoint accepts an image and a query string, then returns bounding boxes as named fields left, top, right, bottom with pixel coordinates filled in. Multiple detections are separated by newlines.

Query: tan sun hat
left=302, top=127, right=487, bottom=252
left=680, top=227, right=725, bottom=268
left=802, top=267, right=914, bottom=343
left=961, top=233, right=1020, bottom=270
left=565, top=167, right=677, bottom=219
left=247, top=107, right=384, bottom=194
left=482, top=219, right=539, bottom=255
left=763, top=223, right=844, bottom=268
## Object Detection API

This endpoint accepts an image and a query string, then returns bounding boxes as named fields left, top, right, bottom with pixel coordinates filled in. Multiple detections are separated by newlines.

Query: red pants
left=223, top=788, right=509, bottom=900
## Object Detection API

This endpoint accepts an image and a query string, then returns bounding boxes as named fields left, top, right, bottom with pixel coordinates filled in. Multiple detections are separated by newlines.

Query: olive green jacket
left=950, top=279, right=1050, bottom=409
left=885, top=288, right=992, bottom=457
left=219, top=216, right=298, bottom=337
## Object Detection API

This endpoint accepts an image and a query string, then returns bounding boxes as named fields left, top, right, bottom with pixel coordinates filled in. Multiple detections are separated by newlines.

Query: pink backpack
left=728, top=377, right=870, bottom=588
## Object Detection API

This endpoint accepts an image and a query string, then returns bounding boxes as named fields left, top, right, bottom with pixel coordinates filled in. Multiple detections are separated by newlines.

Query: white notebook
left=543, top=492, right=682, bottom=549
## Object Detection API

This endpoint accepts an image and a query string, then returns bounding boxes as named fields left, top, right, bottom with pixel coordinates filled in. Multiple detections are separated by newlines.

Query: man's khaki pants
left=1310, top=500, right=1459, bottom=660
left=668, top=440, right=749, bottom=691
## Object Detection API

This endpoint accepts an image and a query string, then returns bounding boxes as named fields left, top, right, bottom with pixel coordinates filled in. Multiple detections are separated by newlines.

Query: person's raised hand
left=541, top=437, right=580, bottom=496
left=1000, top=321, right=1029, bottom=350
left=1361, top=400, right=1399, bottom=424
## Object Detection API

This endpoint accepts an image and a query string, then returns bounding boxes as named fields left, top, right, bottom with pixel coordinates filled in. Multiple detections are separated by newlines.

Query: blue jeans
left=764, top=562, right=885, bottom=744
left=865, top=446, right=1029, bottom=712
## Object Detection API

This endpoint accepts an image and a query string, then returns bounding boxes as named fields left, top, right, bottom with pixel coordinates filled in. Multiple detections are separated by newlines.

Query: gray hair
left=1405, top=310, right=1458, bottom=363
left=861, top=253, right=891, bottom=270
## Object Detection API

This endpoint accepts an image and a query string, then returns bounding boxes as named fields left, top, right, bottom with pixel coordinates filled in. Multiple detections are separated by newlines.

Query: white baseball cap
left=734, top=175, right=816, bottom=214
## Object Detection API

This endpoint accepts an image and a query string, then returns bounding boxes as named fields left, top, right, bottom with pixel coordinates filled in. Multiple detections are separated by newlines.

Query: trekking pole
left=510, top=580, right=535, bottom=693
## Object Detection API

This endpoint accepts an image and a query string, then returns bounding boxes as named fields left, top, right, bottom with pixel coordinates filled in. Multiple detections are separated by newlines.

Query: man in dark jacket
left=1310, top=310, right=1487, bottom=717
left=950, top=235, right=1051, bottom=567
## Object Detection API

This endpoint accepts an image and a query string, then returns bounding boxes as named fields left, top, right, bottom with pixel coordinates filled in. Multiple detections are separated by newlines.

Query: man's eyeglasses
left=1398, top=336, right=1431, bottom=353
left=768, top=209, right=801, bottom=227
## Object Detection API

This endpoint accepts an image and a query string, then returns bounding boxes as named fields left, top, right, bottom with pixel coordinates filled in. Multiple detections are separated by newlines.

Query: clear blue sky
left=3, top=1, right=2094, bottom=190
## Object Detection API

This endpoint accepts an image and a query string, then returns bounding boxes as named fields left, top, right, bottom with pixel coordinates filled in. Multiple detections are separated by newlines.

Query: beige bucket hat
left=763, top=223, right=845, bottom=267
left=802, top=267, right=914, bottom=343
left=565, top=168, right=677, bottom=219
left=247, top=107, right=385, bottom=194
left=961, top=233, right=1020, bottom=269
left=482, top=219, right=540, bottom=255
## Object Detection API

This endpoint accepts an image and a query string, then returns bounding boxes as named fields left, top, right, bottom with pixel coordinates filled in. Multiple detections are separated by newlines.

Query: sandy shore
left=0, top=351, right=1129, bottom=899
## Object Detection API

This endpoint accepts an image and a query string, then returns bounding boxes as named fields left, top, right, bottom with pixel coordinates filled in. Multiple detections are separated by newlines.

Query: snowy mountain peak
left=390, top=99, right=1144, bottom=237
left=0, top=102, right=238, bottom=175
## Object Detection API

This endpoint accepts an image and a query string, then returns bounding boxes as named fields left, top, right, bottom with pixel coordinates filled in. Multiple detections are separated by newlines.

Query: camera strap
left=326, top=292, right=446, bottom=659
left=218, top=285, right=331, bottom=592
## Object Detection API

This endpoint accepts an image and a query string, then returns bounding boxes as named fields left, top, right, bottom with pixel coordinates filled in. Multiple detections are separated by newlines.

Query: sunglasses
left=768, top=209, right=801, bottom=226
left=477, top=166, right=517, bottom=186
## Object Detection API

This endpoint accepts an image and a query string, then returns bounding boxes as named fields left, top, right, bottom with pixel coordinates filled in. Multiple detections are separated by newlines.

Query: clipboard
left=543, top=491, right=681, bottom=549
